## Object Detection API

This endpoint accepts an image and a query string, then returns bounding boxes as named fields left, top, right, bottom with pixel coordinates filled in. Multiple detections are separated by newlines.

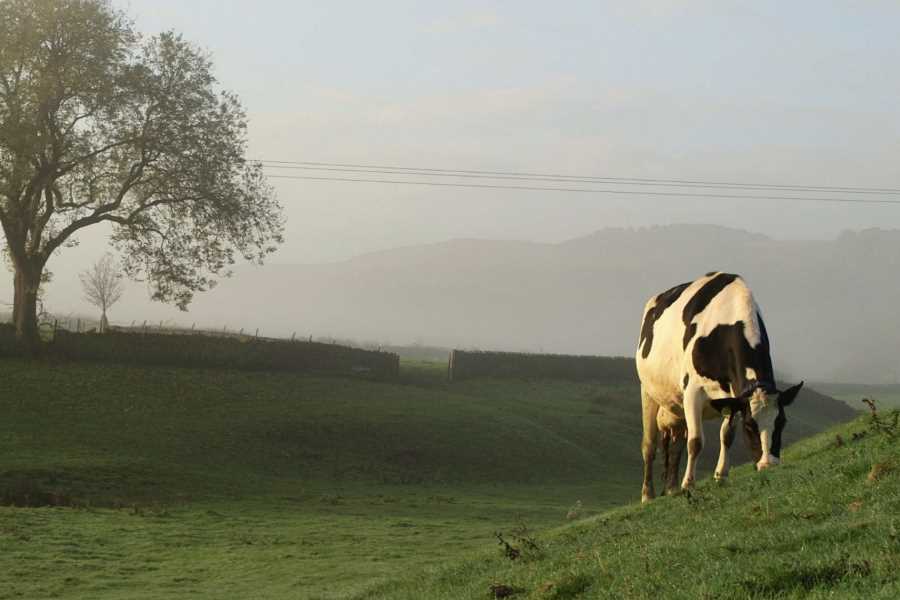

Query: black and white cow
left=636, top=272, right=803, bottom=503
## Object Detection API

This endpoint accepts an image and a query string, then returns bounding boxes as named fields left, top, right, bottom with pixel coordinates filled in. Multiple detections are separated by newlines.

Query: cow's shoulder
left=638, top=281, right=692, bottom=358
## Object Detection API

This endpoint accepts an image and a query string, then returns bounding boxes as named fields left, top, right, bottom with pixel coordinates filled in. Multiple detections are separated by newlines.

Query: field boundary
left=0, top=324, right=400, bottom=379
left=448, top=349, right=637, bottom=382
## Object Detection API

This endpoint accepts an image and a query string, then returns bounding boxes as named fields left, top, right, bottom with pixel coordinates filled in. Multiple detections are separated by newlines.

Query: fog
left=8, top=224, right=897, bottom=385
left=5, top=2, right=900, bottom=384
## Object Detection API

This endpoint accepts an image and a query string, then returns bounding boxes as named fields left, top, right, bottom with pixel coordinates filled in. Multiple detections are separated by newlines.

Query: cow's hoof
left=681, top=479, right=695, bottom=491
left=641, top=493, right=654, bottom=504
left=714, top=472, right=729, bottom=483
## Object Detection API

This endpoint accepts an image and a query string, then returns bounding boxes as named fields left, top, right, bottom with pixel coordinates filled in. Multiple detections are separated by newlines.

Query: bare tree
left=0, top=0, right=284, bottom=352
left=80, top=254, right=124, bottom=332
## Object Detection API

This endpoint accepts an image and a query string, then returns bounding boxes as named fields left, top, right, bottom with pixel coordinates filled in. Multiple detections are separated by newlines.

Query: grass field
left=0, top=359, right=860, bottom=598
left=1, top=359, right=636, bottom=599
left=356, top=411, right=900, bottom=599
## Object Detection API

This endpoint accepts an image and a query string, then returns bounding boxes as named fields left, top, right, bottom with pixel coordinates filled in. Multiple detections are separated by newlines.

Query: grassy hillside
left=0, top=359, right=855, bottom=599
left=354, top=410, right=900, bottom=599
left=0, top=360, right=642, bottom=497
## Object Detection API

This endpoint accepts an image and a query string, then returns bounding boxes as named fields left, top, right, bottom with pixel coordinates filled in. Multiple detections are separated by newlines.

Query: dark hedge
left=448, top=349, right=637, bottom=383
left=0, top=325, right=399, bottom=378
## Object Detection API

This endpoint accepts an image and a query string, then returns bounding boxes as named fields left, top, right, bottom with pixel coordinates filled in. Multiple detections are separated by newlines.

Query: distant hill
left=181, top=225, right=900, bottom=383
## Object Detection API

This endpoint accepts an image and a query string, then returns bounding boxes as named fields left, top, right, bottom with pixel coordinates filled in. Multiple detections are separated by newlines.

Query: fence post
left=76, top=318, right=81, bottom=333
left=447, top=350, right=455, bottom=382
left=255, top=328, right=259, bottom=339
left=142, top=320, right=147, bottom=334
left=53, top=319, right=58, bottom=341
left=291, top=332, right=296, bottom=342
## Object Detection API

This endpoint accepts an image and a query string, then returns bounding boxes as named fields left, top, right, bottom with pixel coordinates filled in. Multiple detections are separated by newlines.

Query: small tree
left=0, top=0, right=284, bottom=352
left=80, top=254, right=123, bottom=332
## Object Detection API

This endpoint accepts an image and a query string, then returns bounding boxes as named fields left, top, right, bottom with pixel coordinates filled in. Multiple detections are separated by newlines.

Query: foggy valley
left=27, top=224, right=894, bottom=383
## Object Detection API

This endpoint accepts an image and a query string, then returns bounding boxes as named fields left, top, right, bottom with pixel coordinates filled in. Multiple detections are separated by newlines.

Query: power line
left=260, top=164, right=900, bottom=197
left=266, top=174, right=900, bottom=205
left=255, top=159, right=900, bottom=196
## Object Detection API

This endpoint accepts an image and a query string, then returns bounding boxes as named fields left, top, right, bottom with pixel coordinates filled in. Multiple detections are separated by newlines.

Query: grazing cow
left=636, top=272, right=803, bottom=503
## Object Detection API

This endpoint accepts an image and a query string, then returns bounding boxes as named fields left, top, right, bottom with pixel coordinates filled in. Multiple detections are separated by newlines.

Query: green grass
left=0, top=359, right=634, bottom=599
left=354, top=412, right=900, bottom=599
left=1, top=486, right=610, bottom=599
left=0, top=359, right=860, bottom=599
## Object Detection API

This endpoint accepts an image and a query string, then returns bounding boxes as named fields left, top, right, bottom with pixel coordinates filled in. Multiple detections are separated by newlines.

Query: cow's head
left=711, top=381, right=804, bottom=470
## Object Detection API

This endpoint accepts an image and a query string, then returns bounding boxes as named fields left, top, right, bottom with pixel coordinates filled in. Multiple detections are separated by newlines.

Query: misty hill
left=169, top=225, right=900, bottom=383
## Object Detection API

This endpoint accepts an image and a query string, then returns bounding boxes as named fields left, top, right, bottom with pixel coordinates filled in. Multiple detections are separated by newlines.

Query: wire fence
left=32, top=313, right=343, bottom=346
left=0, top=313, right=400, bottom=379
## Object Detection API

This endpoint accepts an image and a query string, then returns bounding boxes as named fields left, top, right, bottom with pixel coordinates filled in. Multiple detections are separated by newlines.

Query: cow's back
left=636, top=272, right=762, bottom=410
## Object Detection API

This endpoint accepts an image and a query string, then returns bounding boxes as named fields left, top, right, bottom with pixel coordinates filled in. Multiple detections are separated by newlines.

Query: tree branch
left=38, top=180, right=183, bottom=260
left=55, top=137, right=138, bottom=178
left=30, top=184, right=58, bottom=253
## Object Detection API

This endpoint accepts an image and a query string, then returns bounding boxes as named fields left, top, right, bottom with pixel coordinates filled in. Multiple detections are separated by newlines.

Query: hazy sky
left=11, top=1, right=900, bottom=327
left=112, top=1, right=900, bottom=260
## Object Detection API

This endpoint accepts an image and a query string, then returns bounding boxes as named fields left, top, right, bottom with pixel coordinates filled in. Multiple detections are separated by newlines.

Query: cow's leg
left=641, top=388, right=660, bottom=504
left=714, top=413, right=736, bottom=481
left=681, top=387, right=705, bottom=491
left=659, top=427, right=671, bottom=491
left=665, top=421, right=686, bottom=495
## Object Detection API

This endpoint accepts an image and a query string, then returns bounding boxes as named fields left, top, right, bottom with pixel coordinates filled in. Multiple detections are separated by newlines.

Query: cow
left=636, top=272, right=803, bottom=503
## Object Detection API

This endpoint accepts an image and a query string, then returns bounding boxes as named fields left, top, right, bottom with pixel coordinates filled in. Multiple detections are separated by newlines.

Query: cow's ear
left=710, top=398, right=746, bottom=414
left=778, top=381, right=804, bottom=407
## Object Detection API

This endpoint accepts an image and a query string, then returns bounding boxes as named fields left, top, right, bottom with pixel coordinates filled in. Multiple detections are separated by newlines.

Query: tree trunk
left=13, top=262, right=42, bottom=355
left=100, top=310, right=109, bottom=333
